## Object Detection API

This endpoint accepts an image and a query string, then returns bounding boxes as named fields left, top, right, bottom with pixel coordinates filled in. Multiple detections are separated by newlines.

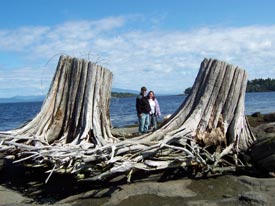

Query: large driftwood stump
left=1, top=55, right=116, bottom=147
left=141, top=59, right=255, bottom=151
left=0, top=56, right=256, bottom=182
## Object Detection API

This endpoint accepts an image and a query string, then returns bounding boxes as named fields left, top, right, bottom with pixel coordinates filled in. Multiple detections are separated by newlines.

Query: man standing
left=136, top=86, right=151, bottom=134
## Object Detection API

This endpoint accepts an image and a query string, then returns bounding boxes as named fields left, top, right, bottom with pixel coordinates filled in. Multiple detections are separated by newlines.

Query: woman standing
left=147, top=91, right=161, bottom=131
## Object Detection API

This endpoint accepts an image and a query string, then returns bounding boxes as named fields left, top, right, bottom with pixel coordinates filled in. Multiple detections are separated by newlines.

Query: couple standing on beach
left=136, top=86, right=161, bottom=134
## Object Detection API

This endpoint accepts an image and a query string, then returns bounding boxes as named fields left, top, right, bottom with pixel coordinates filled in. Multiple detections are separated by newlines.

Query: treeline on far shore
left=112, top=78, right=275, bottom=97
left=111, top=92, right=136, bottom=98
left=246, top=78, right=275, bottom=92
left=184, top=78, right=275, bottom=95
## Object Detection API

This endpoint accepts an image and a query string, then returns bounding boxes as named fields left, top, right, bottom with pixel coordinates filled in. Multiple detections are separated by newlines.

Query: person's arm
left=155, top=98, right=161, bottom=117
left=136, top=96, right=142, bottom=116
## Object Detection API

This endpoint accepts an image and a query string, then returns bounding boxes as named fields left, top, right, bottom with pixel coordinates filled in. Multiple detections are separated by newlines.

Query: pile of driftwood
left=0, top=55, right=257, bottom=182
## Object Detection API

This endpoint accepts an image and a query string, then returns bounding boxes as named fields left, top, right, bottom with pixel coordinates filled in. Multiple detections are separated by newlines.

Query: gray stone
left=239, top=192, right=268, bottom=205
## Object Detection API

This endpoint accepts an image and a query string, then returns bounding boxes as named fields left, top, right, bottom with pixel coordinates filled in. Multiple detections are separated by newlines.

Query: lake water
left=0, top=92, right=275, bottom=131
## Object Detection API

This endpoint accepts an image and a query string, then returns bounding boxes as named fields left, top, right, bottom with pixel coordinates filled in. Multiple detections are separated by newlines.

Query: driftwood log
left=0, top=55, right=256, bottom=182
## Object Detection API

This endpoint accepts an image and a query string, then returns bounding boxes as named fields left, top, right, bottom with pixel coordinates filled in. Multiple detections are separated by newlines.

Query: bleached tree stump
left=0, top=56, right=256, bottom=182
left=148, top=58, right=255, bottom=152
left=0, top=55, right=116, bottom=147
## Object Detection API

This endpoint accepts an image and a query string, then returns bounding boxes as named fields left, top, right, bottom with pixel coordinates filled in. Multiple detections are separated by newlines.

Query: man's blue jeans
left=138, top=113, right=150, bottom=133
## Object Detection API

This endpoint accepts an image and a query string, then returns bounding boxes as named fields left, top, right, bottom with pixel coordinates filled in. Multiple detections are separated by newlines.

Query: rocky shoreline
left=0, top=112, right=275, bottom=206
left=1, top=173, right=274, bottom=206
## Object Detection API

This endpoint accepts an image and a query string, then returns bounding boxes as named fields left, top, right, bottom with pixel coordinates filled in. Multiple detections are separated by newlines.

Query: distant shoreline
left=2, top=91, right=275, bottom=104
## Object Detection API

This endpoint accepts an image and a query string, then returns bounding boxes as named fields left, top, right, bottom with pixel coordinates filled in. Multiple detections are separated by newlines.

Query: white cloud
left=1, top=16, right=275, bottom=97
left=0, top=66, right=47, bottom=97
left=0, top=26, right=49, bottom=51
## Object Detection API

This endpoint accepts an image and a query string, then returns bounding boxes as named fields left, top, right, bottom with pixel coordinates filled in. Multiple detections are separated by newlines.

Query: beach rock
left=0, top=152, right=4, bottom=172
left=250, top=134, right=275, bottom=173
left=1, top=174, right=275, bottom=206
left=0, top=185, right=73, bottom=206
left=251, top=112, right=264, bottom=118
left=57, top=175, right=275, bottom=206
left=249, top=117, right=275, bottom=174
left=56, top=175, right=248, bottom=206
left=112, top=127, right=139, bottom=138
left=0, top=185, right=32, bottom=205
left=239, top=191, right=269, bottom=205
left=263, top=112, right=275, bottom=122
left=238, top=176, right=275, bottom=206
left=251, top=122, right=275, bottom=140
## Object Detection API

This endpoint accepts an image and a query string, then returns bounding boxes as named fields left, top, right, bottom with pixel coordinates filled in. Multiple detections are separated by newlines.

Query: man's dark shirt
left=136, top=93, right=151, bottom=115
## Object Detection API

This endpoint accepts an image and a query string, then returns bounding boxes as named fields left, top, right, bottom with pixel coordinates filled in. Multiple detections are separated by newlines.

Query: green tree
left=246, top=78, right=275, bottom=92
left=184, top=87, right=192, bottom=95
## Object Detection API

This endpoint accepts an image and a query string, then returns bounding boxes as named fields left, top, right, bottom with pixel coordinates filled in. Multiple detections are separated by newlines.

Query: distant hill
left=111, top=88, right=138, bottom=98
left=0, top=88, right=139, bottom=103
left=112, top=88, right=139, bottom=94
left=111, top=92, right=136, bottom=98
left=0, top=95, right=45, bottom=103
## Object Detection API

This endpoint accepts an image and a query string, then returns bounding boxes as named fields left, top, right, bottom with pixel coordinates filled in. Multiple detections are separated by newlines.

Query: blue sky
left=1, top=0, right=275, bottom=97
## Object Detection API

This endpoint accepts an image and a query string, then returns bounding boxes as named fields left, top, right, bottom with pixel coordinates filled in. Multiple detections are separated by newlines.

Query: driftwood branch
left=0, top=56, right=256, bottom=182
